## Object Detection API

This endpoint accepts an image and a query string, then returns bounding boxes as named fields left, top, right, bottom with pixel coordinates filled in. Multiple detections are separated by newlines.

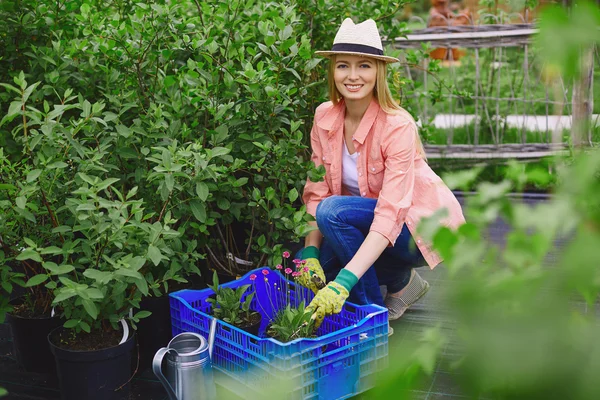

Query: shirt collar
left=352, top=98, right=380, bottom=145
left=316, top=100, right=345, bottom=133
left=316, top=98, right=381, bottom=143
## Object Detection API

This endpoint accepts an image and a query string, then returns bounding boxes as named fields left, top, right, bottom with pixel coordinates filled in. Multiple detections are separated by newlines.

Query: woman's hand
left=296, top=258, right=326, bottom=294
left=305, top=281, right=349, bottom=328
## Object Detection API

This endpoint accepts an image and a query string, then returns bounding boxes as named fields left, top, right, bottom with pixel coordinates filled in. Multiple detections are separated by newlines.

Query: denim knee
left=315, top=196, right=344, bottom=228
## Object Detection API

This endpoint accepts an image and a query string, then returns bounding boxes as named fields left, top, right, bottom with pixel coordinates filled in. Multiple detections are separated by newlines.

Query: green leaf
left=147, top=245, right=162, bottom=266
left=26, top=169, right=42, bottom=182
left=82, top=299, right=98, bottom=319
left=83, top=269, right=113, bottom=283
left=54, top=289, right=77, bottom=304
left=16, top=249, right=42, bottom=262
left=97, top=178, right=120, bottom=191
left=257, top=234, right=266, bottom=247
left=134, top=311, right=152, bottom=319
left=195, top=182, right=209, bottom=201
left=217, top=198, right=230, bottom=210
left=25, top=274, right=48, bottom=287
left=265, top=187, right=275, bottom=201
left=135, top=278, right=149, bottom=296
left=64, top=319, right=79, bottom=328
left=190, top=200, right=206, bottom=222
left=80, top=321, right=91, bottom=333
left=15, top=196, right=27, bottom=209
left=288, top=188, right=299, bottom=202
left=233, top=177, right=248, bottom=188
left=210, top=147, right=230, bottom=158
left=86, top=288, right=104, bottom=299
left=47, top=161, right=68, bottom=169
left=43, top=262, right=74, bottom=275
left=115, top=269, right=144, bottom=279
left=165, top=174, right=174, bottom=192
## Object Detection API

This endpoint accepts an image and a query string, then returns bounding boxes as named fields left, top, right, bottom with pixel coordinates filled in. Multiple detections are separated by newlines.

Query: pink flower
left=284, top=268, right=292, bottom=274
left=292, top=271, right=300, bottom=277
left=303, top=267, right=309, bottom=273
left=301, top=260, right=307, bottom=265
left=262, top=269, right=270, bottom=276
left=282, top=251, right=290, bottom=258
left=292, top=258, right=301, bottom=265
left=275, top=264, right=283, bottom=270
left=250, top=274, right=257, bottom=281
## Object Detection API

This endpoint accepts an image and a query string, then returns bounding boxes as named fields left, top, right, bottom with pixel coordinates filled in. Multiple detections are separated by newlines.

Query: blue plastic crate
left=170, top=268, right=389, bottom=400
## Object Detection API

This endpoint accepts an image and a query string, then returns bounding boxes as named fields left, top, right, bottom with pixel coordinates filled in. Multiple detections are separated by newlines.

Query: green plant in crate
left=267, top=301, right=316, bottom=343
left=206, top=271, right=260, bottom=329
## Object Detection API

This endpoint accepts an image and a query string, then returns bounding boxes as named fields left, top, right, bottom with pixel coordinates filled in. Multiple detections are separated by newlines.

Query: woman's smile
left=344, top=84, right=364, bottom=92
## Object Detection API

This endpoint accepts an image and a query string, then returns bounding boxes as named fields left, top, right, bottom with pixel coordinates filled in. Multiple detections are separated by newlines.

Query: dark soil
left=49, top=326, right=124, bottom=352
left=236, top=311, right=261, bottom=330
left=9, top=302, right=53, bottom=319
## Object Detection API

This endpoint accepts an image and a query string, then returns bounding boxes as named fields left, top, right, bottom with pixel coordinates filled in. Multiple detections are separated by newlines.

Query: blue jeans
left=297, top=196, right=425, bottom=307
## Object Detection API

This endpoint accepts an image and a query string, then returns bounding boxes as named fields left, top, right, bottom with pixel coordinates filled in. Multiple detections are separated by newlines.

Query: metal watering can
left=153, top=319, right=218, bottom=400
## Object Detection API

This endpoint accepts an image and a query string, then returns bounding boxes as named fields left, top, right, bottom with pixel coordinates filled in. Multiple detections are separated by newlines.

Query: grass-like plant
left=267, top=300, right=315, bottom=343
left=206, top=271, right=259, bottom=328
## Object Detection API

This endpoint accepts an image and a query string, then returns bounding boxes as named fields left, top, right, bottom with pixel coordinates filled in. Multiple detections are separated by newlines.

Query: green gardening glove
left=296, top=246, right=326, bottom=294
left=305, top=269, right=358, bottom=328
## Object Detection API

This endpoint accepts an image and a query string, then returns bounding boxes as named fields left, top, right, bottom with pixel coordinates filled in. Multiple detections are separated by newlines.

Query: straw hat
left=315, top=18, right=399, bottom=63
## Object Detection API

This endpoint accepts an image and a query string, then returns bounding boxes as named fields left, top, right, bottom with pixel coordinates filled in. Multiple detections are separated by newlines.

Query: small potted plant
left=206, top=271, right=262, bottom=335
left=266, top=301, right=316, bottom=343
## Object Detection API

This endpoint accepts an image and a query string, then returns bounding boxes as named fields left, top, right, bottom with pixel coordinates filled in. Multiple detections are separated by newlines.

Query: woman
left=296, top=18, right=465, bottom=329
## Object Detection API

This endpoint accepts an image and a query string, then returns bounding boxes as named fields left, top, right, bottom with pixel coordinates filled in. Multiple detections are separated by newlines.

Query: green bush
left=0, top=0, right=428, bottom=328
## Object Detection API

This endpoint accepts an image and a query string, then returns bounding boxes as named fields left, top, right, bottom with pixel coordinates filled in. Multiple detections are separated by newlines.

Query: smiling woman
left=295, top=18, right=466, bottom=330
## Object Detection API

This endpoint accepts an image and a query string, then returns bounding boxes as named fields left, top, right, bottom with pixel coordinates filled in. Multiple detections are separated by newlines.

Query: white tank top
left=342, top=141, right=361, bottom=196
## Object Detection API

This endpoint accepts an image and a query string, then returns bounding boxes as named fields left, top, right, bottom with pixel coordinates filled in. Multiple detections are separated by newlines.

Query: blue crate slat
left=170, top=268, right=388, bottom=400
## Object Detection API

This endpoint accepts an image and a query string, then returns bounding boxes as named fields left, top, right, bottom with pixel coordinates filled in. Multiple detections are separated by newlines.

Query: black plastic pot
left=136, top=295, right=172, bottom=371
left=6, top=301, right=61, bottom=374
left=48, top=327, right=135, bottom=400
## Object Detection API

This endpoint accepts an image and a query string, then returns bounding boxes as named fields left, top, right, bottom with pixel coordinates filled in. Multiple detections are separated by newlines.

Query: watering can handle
left=152, top=347, right=179, bottom=400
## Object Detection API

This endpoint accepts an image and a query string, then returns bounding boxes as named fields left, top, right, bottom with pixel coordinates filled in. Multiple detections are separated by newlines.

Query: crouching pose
left=295, top=18, right=465, bottom=330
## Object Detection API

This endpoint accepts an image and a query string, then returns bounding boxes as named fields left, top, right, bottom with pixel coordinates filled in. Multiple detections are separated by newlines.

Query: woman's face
left=333, top=55, right=377, bottom=102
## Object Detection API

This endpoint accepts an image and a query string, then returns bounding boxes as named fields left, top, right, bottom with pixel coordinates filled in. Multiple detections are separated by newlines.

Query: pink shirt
left=302, top=99, right=465, bottom=269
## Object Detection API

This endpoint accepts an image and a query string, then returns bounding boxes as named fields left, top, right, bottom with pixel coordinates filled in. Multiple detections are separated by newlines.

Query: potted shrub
left=0, top=73, right=206, bottom=398
left=0, top=148, right=62, bottom=374
left=206, top=271, right=262, bottom=335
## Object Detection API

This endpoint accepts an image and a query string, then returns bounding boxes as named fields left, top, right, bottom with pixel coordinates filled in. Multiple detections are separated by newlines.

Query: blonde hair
left=327, top=56, right=427, bottom=159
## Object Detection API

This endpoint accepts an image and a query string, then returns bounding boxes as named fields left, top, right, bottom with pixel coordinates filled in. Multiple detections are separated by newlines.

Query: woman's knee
left=315, top=196, right=345, bottom=227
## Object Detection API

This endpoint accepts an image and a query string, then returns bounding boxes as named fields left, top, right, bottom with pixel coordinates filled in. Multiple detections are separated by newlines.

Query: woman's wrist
left=333, top=269, right=359, bottom=292
left=302, top=246, right=320, bottom=260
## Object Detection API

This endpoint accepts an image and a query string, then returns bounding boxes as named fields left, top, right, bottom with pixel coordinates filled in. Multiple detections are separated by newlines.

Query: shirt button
left=357, top=152, right=361, bottom=155
left=371, top=167, right=375, bottom=172
left=399, top=170, right=403, bottom=173
left=358, top=172, right=362, bottom=177
left=407, top=221, right=411, bottom=225
left=322, top=156, right=326, bottom=161
left=352, top=136, right=355, bottom=141
left=361, top=192, right=366, bottom=196
left=417, top=240, right=421, bottom=244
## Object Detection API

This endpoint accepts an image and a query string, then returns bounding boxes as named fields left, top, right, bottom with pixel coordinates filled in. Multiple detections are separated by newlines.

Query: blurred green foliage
left=367, top=2, right=600, bottom=399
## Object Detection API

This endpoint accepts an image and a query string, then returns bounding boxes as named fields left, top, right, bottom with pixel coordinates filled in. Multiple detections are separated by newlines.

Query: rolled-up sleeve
left=302, top=121, right=332, bottom=217
left=369, top=121, right=417, bottom=245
